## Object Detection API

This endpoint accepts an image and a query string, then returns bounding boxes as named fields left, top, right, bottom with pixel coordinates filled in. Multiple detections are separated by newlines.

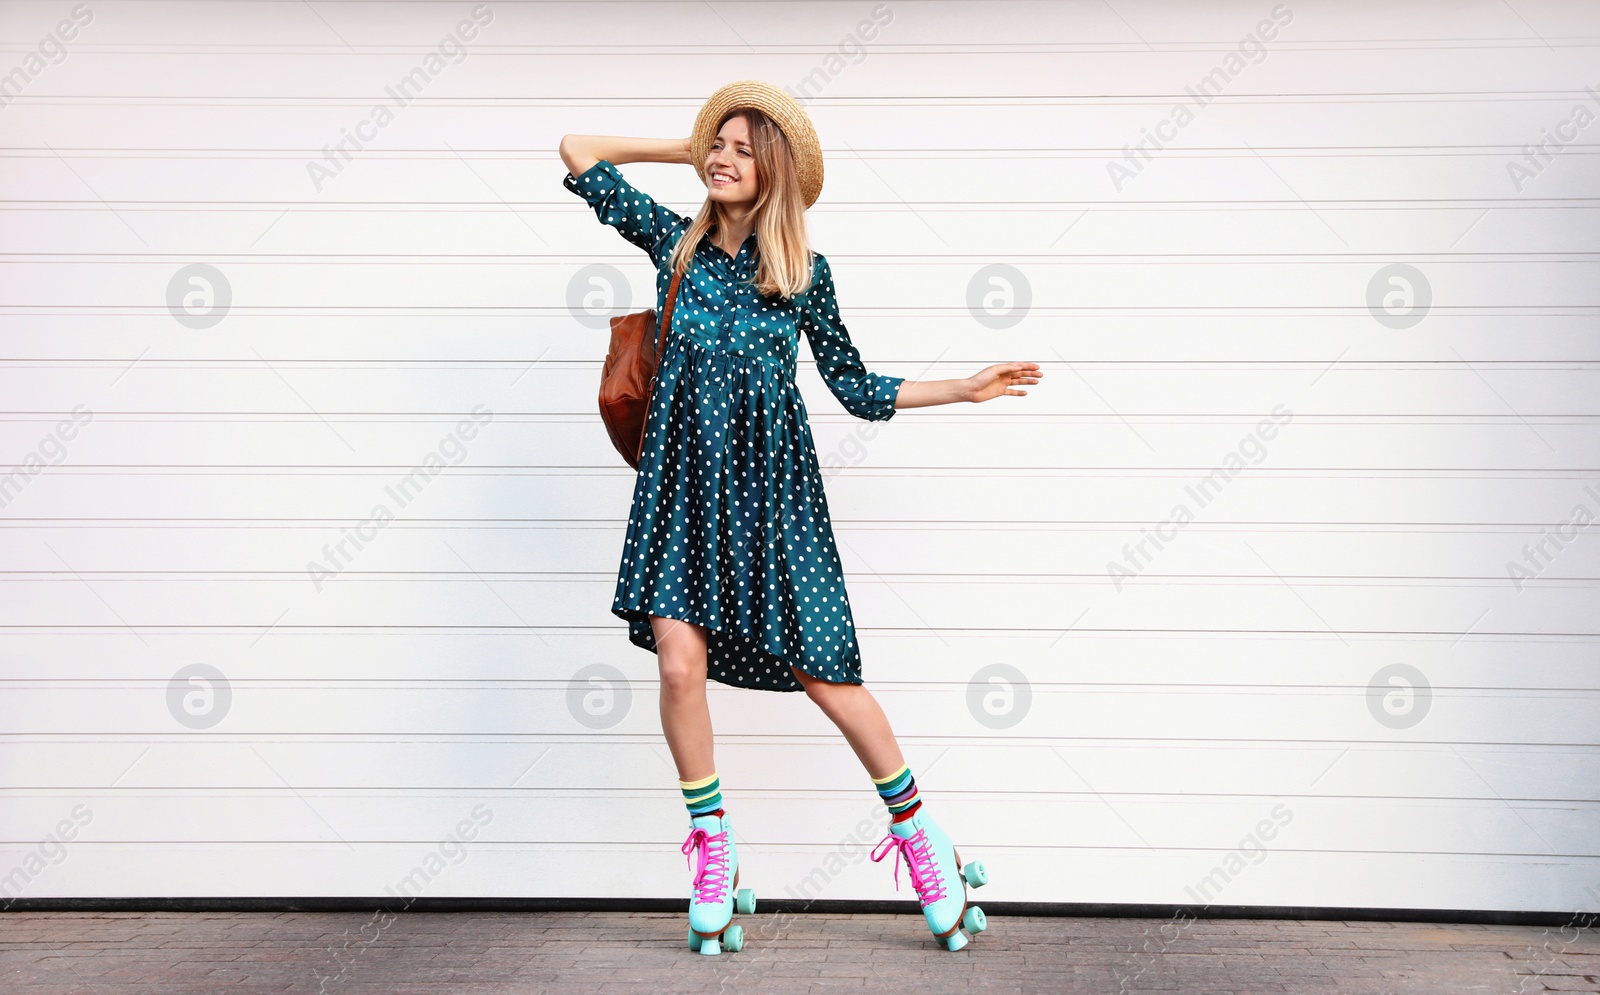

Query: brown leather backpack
left=598, top=264, right=685, bottom=470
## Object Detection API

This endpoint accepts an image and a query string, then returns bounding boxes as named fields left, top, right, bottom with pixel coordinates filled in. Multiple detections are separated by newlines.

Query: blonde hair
left=666, top=107, right=815, bottom=300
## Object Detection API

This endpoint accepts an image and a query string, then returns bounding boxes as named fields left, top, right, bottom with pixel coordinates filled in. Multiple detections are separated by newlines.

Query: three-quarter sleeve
left=798, top=254, right=904, bottom=422
left=562, top=158, right=687, bottom=266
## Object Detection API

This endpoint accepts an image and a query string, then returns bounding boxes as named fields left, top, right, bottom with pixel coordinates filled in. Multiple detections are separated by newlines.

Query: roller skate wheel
left=735, top=887, right=756, bottom=915
left=687, top=927, right=702, bottom=952
left=699, top=936, right=722, bottom=956
left=723, top=923, right=744, bottom=952
left=963, top=905, right=987, bottom=934
left=962, top=860, right=988, bottom=888
left=943, top=930, right=969, bottom=951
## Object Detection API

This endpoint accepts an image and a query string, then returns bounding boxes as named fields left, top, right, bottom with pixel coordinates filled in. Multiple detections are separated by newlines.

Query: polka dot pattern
left=565, top=158, right=905, bottom=692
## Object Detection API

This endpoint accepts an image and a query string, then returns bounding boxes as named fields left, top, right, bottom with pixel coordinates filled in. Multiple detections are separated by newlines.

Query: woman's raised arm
left=558, top=135, right=693, bottom=177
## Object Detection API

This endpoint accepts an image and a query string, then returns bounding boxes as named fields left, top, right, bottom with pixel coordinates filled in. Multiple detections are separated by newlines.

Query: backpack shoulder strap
left=658, top=262, right=685, bottom=358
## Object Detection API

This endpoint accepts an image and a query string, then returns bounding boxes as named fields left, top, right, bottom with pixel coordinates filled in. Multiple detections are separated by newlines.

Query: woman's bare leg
left=651, top=614, right=716, bottom=781
left=790, top=667, right=906, bottom=780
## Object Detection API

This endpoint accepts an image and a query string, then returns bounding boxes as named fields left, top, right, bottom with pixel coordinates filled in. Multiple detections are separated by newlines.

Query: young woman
left=558, top=80, right=1041, bottom=955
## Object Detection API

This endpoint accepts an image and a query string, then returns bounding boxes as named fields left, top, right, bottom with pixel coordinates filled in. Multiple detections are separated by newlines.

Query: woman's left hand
left=964, top=362, right=1043, bottom=403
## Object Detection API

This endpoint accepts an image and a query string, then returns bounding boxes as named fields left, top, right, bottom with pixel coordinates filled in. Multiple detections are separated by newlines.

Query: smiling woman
left=558, top=78, right=1040, bottom=957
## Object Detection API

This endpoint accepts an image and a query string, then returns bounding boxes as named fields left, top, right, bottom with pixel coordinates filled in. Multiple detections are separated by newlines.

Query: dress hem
left=610, top=605, right=864, bottom=692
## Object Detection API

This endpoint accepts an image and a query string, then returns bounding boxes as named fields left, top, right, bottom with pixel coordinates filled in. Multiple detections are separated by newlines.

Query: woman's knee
left=657, top=652, right=705, bottom=695
left=792, top=667, right=843, bottom=710
left=653, top=616, right=707, bottom=695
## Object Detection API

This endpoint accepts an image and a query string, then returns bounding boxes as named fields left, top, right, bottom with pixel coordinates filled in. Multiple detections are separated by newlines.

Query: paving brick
left=2, top=912, right=1598, bottom=993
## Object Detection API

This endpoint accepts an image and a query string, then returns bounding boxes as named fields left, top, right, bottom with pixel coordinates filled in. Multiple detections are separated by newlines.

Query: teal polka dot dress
left=564, top=159, right=904, bottom=692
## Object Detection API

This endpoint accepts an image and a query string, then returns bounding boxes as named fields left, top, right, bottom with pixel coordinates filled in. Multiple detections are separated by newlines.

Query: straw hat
left=691, top=79, right=824, bottom=208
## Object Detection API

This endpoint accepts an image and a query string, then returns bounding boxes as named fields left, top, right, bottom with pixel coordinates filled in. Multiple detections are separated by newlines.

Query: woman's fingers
left=968, top=362, right=1041, bottom=401
left=999, top=363, right=1040, bottom=383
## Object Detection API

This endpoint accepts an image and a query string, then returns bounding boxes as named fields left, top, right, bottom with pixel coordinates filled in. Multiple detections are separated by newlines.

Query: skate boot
left=681, top=809, right=756, bottom=955
left=870, top=806, right=988, bottom=950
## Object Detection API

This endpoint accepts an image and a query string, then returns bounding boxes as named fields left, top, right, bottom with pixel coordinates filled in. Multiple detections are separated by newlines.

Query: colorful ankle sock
left=872, top=764, right=921, bottom=821
left=680, top=772, right=723, bottom=817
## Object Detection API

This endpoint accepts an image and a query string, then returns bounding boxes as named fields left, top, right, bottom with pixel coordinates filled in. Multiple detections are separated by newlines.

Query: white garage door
left=2, top=0, right=1597, bottom=914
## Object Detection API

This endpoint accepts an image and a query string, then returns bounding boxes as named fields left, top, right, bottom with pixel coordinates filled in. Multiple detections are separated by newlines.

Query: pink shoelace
left=681, top=826, right=732, bottom=905
left=871, top=827, right=947, bottom=907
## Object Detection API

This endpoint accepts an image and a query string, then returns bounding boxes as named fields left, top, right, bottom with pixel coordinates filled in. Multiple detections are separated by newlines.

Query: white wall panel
left=1, top=0, right=1597, bottom=912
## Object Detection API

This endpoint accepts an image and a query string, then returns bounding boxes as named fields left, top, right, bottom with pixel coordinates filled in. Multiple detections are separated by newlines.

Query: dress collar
left=708, top=226, right=758, bottom=259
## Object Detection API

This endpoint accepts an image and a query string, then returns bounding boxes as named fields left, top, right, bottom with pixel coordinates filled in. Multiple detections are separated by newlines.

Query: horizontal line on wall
left=16, top=903, right=1599, bottom=936
left=8, top=202, right=1600, bottom=212
left=17, top=466, right=1600, bottom=476
left=2, top=413, right=1595, bottom=424
left=1, top=625, right=1594, bottom=640
left=8, top=315, right=1599, bottom=328
left=4, top=744, right=1595, bottom=770
left=6, top=146, right=1599, bottom=158
left=18, top=39, right=1600, bottom=54
left=8, top=679, right=1596, bottom=695
left=8, top=308, right=1596, bottom=317
left=0, top=521, right=1584, bottom=534
left=0, top=840, right=1591, bottom=861
left=11, top=92, right=1600, bottom=106
left=0, top=518, right=1588, bottom=531
left=0, top=787, right=1594, bottom=806
left=4, top=735, right=1594, bottom=749
left=5, top=360, right=1595, bottom=370
left=6, top=249, right=1600, bottom=259
left=5, top=571, right=1597, bottom=585
left=0, top=517, right=1578, bottom=526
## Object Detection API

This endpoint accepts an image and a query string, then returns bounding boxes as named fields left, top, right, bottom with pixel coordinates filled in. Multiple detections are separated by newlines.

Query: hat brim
left=691, top=80, right=823, bottom=209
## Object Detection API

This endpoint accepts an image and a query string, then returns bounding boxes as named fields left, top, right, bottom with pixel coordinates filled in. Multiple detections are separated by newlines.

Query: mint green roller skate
left=681, top=810, right=756, bottom=955
left=871, top=807, right=988, bottom=951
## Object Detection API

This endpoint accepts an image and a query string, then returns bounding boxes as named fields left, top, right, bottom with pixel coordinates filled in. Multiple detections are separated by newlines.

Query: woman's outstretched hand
left=890, top=362, right=1042, bottom=410
left=964, top=362, right=1043, bottom=403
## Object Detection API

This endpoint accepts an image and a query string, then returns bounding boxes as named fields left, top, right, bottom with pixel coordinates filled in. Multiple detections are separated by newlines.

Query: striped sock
left=872, top=764, right=921, bottom=821
left=680, top=772, right=723, bottom=818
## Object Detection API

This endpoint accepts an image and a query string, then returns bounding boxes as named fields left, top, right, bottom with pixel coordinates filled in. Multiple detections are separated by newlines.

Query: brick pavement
left=2, top=910, right=1597, bottom=994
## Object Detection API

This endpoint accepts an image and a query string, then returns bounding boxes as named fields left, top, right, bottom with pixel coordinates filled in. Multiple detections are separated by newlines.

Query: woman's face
left=705, top=115, right=757, bottom=207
